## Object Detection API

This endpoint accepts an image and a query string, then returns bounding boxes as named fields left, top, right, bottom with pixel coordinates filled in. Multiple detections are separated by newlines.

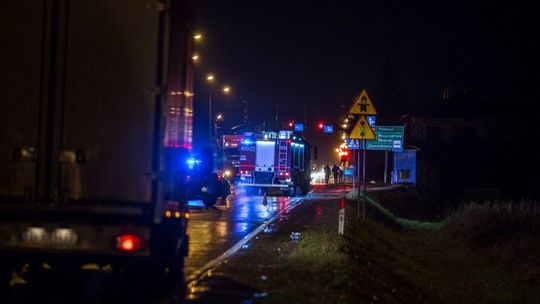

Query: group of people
left=323, top=164, right=344, bottom=184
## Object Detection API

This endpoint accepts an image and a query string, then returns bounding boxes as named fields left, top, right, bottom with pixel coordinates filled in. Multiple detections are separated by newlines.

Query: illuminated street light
left=193, top=33, right=203, bottom=40
left=222, top=86, right=231, bottom=94
left=216, top=113, right=223, bottom=121
left=206, top=74, right=215, bottom=82
left=192, top=54, right=199, bottom=62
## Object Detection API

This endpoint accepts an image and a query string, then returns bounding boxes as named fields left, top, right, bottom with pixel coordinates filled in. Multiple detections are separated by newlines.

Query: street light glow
left=192, top=54, right=199, bottom=61
left=206, top=74, right=215, bottom=81
left=193, top=33, right=203, bottom=40
left=216, top=113, right=223, bottom=120
left=223, top=86, right=231, bottom=94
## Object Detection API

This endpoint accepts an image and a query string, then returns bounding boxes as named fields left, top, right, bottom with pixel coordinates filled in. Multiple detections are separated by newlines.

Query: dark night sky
left=190, top=0, right=536, bottom=165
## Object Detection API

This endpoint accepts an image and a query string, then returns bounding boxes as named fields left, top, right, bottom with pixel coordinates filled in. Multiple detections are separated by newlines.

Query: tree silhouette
left=374, top=60, right=406, bottom=124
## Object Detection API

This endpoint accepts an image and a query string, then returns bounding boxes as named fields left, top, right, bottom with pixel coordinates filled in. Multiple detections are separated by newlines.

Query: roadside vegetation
left=211, top=190, right=540, bottom=303
left=444, top=200, right=540, bottom=286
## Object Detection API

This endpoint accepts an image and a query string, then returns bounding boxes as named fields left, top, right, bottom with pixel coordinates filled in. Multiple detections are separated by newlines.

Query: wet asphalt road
left=185, top=194, right=298, bottom=279
left=5, top=193, right=300, bottom=304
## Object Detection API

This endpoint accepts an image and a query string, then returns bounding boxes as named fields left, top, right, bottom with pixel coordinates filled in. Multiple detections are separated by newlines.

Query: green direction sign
left=366, top=126, right=404, bottom=152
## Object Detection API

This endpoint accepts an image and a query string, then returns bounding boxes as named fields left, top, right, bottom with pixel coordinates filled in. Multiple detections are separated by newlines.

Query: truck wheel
left=282, top=188, right=292, bottom=197
left=301, top=185, right=309, bottom=196
left=0, top=263, right=12, bottom=300
left=203, top=197, right=217, bottom=207
left=164, top=255, right=184, bottom=291
left=122, top=263, right=161, bottom=288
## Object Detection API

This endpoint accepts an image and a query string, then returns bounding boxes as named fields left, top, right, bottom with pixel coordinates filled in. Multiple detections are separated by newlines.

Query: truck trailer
left=237, top=131, right=312, bottom=196
left=0, top=0, right=202, bottom=292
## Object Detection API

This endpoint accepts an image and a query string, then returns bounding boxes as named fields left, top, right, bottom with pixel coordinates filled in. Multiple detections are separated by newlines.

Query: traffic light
left=317, top=122, right=324, bottom=130
left=288, top=121, right=294, bottom=129
left=340, top=150, right=349, bottom=163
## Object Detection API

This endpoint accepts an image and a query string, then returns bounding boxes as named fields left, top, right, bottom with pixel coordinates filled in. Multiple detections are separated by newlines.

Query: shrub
left=445, top=200, right=540, bottom=244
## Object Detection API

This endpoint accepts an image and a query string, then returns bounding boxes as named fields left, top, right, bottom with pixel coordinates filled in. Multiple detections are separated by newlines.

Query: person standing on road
left=338, top=167, right=344, bottom=183
left=331, top=164, right=339, bottom=184
left=323, top=165, right=331, bottom=184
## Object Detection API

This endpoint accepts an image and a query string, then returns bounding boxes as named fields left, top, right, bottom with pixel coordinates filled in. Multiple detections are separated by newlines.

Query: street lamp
left=206, top=76, right=231, bottom=143
left=193, top=33, right=203, bottom=40
left=192, top=54, right=199, bottom=62
left=215, top=113, right=224, bottom=144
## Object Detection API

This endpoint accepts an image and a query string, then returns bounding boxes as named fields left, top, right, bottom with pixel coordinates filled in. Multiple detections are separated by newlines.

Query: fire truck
left=237, top=131, right=312, bottom=196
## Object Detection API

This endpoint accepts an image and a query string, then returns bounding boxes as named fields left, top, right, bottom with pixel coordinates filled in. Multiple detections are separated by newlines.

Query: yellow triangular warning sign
left=349, top=89, right=377, bottom=115
left=349, top=115, right=376, bottom=140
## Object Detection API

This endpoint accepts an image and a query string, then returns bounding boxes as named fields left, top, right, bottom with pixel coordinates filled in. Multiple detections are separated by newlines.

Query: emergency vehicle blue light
left=186, top=157, right=201, bottom=170
left=241, top=139, right=253, bottom=145
left=187, top=199, right=205, bottom=207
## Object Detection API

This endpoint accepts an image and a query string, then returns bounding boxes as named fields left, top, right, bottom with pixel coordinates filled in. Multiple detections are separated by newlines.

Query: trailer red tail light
left=115, top=234, right=143, bottom=252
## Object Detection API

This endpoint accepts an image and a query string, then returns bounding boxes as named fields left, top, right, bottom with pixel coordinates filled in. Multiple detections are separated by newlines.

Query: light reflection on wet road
left=184, top=194, right=295, bottom=278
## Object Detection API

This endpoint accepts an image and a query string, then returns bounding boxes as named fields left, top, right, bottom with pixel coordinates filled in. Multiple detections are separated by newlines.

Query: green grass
left=207, top=189, right=540, bottom=303
left=262, top=194, right=540, bottom=303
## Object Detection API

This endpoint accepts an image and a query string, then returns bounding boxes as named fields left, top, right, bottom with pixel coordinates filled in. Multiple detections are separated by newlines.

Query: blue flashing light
left=241, top=139, right=253, bottom=145
left=186, top=157, right=201, bottom=170
left=188, top=199, right=205, bottom=207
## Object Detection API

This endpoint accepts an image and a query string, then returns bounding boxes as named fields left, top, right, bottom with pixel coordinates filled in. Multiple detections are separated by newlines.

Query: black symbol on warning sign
left=357, top=96, right=369, bottom=112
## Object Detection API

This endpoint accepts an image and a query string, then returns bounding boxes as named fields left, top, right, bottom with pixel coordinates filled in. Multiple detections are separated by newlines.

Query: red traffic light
left=317, top=122, right=324, bottom=130
left=288, top=122, right=294, bottom=128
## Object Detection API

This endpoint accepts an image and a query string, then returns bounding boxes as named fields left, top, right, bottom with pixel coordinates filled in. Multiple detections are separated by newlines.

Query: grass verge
left=201, top=193, right=540, bottom=303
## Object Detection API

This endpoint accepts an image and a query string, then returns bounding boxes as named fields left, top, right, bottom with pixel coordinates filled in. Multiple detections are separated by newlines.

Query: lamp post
left=208, top=91, right=212, bottom=143
left=215, top=113, right=223, bottom=146
left=206, top=74, right=215, bottom=143
left=206, top=73, right=230, bottom=143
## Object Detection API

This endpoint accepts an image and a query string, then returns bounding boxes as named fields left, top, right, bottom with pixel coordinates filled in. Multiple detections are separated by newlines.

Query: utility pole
left=208, top=92, right=212, bottom=143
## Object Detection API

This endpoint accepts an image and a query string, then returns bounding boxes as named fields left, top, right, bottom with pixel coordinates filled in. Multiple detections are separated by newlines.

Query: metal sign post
left=362, top=140, right=367, bottom=221
left=352, top=150, right=356, bottom=191
left=384, top=150, right=388, bottom=184
left=357, top=147, right=361, bottom=219
left=347, top=89, right=378, bottom=221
